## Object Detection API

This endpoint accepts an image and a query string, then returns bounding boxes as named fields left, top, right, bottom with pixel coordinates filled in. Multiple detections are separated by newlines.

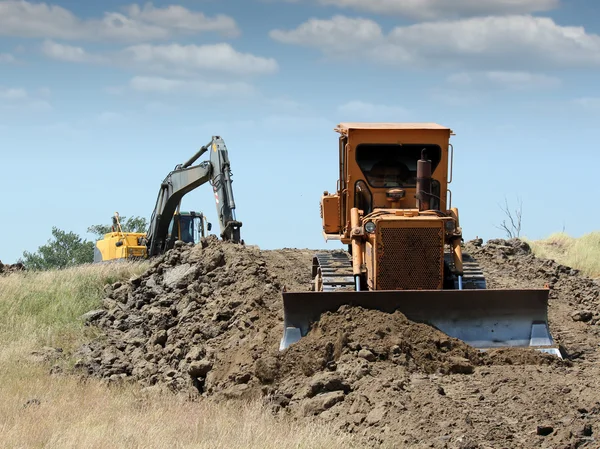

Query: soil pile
left=76, top=236, right=600, bottom=448
left=466, top=238, right=600, bottom=358
left=0, top=260, right=25, bottom=275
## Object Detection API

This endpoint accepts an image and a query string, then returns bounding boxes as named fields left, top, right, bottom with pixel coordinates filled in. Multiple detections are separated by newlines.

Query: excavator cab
left=280, top=123, right=559, bottom=357
left=166, top=211, right=212, bottom=247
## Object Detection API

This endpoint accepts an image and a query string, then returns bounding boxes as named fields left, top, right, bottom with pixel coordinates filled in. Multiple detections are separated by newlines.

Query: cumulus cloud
left=485, top=71, right=561, bottom=89
left=129, top=76, right=256, bottom=97
left=123, top=43, right=279, bottom=75
left=270, top=15, right=600, bottom=69
left=275, top=0, right=559, bottom=20
left=427, top=88, right=485, bottom=106
left=448, top=71, right=561, bottom=89
left=337, top=101, right=410, bottom=121
left=0, top=53, right=16, bottom=63
left=270, top=16, right=382, bottom=54
left=126, top=4, right=239, bottom=37
left=0, top=88, right=28, bottom=100
left=0, top=87, right=52, bottom=111
left=573, top=97, right=600, bottom=110
left=41, top=40, right=105, bottom=63
left=41, top=41, right=278, bottom=76
left=0, top=1, right=239, bottom=42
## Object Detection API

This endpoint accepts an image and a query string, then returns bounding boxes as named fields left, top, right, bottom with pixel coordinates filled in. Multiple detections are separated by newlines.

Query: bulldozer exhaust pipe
left=416, top=149, right=431, bottom=211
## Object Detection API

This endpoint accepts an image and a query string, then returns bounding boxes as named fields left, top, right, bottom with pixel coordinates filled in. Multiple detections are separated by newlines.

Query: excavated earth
left=0, top=260, right=25, bottom=275
left=75, top=236, right=600, bottom=448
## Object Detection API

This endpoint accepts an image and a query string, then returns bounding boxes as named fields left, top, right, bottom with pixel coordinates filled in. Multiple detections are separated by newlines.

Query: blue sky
left=1, top=0, right=599, bottom=263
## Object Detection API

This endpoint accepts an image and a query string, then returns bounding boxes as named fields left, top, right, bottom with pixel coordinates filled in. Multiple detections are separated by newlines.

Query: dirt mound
left=466, top=238, right=600, bottom=358
left=0, top=260, right=25, bottom=275
left=75, top=236, right=600, bottom=448
left=76, top=236, right=291, bottom=393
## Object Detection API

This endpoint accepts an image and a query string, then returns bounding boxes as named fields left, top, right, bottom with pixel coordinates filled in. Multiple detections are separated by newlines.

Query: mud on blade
left=280, top=289, right=560, bottom=357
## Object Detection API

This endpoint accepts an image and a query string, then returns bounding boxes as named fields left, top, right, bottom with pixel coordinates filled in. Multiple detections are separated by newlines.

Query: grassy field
left=0, top=263, right=356, bottom=449
left=528, top=231, right=600, bottom=278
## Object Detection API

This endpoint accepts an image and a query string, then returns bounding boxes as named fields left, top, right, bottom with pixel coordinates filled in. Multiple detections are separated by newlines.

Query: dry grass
left=0, top=262, right=148, bottom=359
left=0, top=263, right=358, bottom=449
left=527, top=232, right=600, bottom=278
left=0, top=364, right=355, bottom=449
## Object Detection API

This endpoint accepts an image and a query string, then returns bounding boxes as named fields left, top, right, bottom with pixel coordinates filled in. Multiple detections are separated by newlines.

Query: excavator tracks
left=312, top=248, right=487, bottom=292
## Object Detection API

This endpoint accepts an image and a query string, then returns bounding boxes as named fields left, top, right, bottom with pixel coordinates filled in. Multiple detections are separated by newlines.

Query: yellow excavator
left=94, top=210, right=211, bottom=262
left=280, top=123, right=560, bottom=357
left=94, top=136, right=242, bottom=262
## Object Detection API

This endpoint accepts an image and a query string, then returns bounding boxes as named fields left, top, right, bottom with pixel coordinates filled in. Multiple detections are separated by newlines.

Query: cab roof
left=335, top=122, right=451, bottom=132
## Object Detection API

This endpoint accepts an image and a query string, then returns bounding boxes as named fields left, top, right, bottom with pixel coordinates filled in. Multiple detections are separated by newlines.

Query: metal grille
left=376, top=226, right=444, bottom=290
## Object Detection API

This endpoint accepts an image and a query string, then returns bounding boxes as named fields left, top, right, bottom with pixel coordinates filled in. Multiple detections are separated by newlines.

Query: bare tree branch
left=495, top=196, right=523, bottom=239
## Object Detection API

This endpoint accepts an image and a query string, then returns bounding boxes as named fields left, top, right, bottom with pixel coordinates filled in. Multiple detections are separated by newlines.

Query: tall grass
left=527, top=231, right=600, bottom=278
left=0, top=263, right=358, bottom=449
left=0, top=262, right=147, bottom=356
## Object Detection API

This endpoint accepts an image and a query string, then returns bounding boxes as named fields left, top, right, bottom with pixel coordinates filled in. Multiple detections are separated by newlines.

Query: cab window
left=356, top=144, right=442, bottom=188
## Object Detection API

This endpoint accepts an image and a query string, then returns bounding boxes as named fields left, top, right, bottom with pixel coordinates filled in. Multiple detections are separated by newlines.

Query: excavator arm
left=145, top=136, right=242, bottom=257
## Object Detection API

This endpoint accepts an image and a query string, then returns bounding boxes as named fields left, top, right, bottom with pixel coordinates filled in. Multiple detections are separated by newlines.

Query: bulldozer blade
left=280, top=289, right=561, bottom=357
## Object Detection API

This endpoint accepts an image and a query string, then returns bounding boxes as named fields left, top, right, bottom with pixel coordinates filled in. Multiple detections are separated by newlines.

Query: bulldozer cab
left=322, top=123, right=453, bottom=240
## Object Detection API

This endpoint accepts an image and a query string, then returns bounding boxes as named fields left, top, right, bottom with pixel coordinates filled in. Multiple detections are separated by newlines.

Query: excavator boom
left=145, top=136, right=242, bottom=256
left=94, top=136, right=242, bottom=262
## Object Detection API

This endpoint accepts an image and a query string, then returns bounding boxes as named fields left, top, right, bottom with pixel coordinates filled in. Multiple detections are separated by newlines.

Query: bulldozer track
left=446, top=251, right=487, bottom=290
left=312, top=252, right=354, bottom=291
left=312, top=248, right=487, bottom=292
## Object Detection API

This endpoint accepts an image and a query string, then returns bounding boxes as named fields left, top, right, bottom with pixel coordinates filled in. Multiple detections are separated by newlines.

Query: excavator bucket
left=279, top=289, right=561, bottom=357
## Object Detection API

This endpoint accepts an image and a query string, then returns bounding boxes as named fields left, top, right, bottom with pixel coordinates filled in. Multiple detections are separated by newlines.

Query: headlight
left=365, top=221, right=376, bottom=233
left=445, top=220, right=456, bottom=232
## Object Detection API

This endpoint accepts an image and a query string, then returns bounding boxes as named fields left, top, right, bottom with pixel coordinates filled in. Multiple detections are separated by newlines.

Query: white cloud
left=126, top=3, right=239, bottom=38
left=0, top=88, right=28, bottom=100
left=270, top=15, right=600, bottom=69
left=0, top=87, right=52, bottom=111
left=105, top=86, right=126, bottom=95
left=447, top=72, right=473, bottom=86
left=41, top=40, right=105, bottom=63
left=573, top=97, right=600, bottom=109
left=301, top=0, right=559, bottom=20
left=144, top=101, right=177, bottom=114
left=123, top=43, right=279, bottom=75
left=270, top=16, right=382, bottom=55
left=96, top=112, right=126, bottom=123
left=0, top=53, right=16, bottom=63
left=42, top=41, right=278, bottom=77
left=0, top=1, right=239, bottom=42
left=337, top=101, right=410, bottom=121
left=485, top=71, right=560, bottom=89
left=448, top=71, right=561, bottom=89
left=428, top=88, right=485, bottom=106
left=129, top=76, right=256, bottom=97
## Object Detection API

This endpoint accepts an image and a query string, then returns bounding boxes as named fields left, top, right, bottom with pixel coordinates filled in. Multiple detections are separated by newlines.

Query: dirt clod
left=537, top=425, right=554, bottom=436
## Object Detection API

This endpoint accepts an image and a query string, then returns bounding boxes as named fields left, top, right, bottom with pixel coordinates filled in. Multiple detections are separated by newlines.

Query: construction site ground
left=74, top=237, right=600, bottom=449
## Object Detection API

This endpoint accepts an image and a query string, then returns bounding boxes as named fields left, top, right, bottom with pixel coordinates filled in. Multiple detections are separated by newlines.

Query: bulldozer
left=280, top=123, right=560, bottom=357
left=94, top=136, right=242, bottom=262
